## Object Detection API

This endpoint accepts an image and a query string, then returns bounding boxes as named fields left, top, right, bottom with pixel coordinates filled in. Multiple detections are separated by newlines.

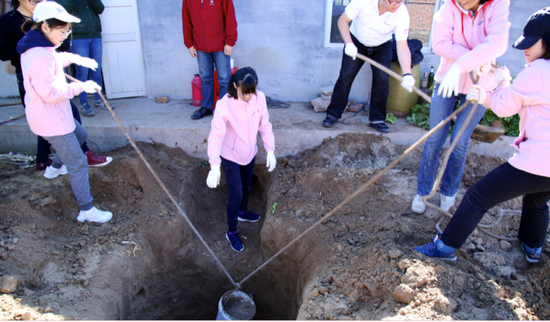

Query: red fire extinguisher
left=191, top=74, right=202, bottom=107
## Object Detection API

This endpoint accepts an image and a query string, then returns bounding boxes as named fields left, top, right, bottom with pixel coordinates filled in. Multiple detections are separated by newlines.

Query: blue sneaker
left=238, top=210, right=261, bottom=223
left=521, top=243, right=541, bottom=264
left=81, top=103, right=95, bottom=117
left=414, top=234, right=457, bottom=261
left=226, top=231, right=244, bottom=252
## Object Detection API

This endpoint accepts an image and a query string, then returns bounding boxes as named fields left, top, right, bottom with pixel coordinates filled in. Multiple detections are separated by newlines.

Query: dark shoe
left=226, top=231, right=244, bottom=252
left=238, top=210, right=261, bottom=223
left=35, top=158, right=53, bottom=171
left=414, top=234, right=457, bottom=261
left=81, top=104, right=95, bottom=117
left=369, top=122, right=389, bottom=133
left=191, top=107, right=213, bottom=120
left=521, top=243, right=541, bottom=264
left=322, top=116, right=337, bottom=128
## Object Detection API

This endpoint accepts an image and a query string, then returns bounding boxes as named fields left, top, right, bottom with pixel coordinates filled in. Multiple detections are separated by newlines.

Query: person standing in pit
left=206, top=67, right=276, bottom=252
left=414, top=7, right=550, bottom=264
left=322, top=0, right=416, bottom=133
left=411, top=0, right=510, bottom=214
left=18, top=1, right=112, bottom=223
left=182, top=0, right=237, bottom=120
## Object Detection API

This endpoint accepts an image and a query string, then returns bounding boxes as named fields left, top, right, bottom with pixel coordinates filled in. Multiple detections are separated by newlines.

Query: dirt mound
left=0, top=134, right=548, bottom=320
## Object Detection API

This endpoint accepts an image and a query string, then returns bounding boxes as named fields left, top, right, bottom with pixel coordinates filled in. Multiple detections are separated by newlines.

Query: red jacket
left=182, top=0, right=238, bottom=53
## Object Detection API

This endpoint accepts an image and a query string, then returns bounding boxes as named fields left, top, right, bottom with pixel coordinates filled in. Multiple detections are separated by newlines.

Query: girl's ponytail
left=227, top=67, right=258, bottom=99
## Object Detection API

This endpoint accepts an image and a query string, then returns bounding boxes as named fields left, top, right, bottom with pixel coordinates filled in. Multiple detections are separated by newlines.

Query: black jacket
left=0, top=9, right=27, bottom=74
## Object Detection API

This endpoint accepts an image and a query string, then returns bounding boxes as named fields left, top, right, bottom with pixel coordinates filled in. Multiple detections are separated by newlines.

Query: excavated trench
left=2, top=134, right=550, bottom=320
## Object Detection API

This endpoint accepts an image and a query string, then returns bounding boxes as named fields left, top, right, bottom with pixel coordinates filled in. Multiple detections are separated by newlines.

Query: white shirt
left=346, top=0, right=410, bottom=47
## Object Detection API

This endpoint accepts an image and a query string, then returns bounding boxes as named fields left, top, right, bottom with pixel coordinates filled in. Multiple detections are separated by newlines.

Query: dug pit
left=0, top=133, right=549, bottom=320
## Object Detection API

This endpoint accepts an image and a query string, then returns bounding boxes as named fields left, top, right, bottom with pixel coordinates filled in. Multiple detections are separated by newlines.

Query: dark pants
left=17, top=71, right=88, bottom=162
left=441, top=162, right=550, bottom=249
left=326, top=36, right=392, bottom=123
left=221, top=156, right=255, bottom=232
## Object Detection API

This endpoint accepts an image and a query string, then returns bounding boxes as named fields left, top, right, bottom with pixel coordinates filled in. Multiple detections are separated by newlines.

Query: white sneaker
left=440, top=194, right=456, bottom=212
left=44, top=165, right=68, bottom=179
left=411, top=194, right=426, bottom=214
left=77, top=207, right=113, bottom=223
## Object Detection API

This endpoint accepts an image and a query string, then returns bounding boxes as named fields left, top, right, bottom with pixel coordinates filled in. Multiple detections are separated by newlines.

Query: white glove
left=266, top=151, right=276, bottom=172
left=206, top=165, right=221, bottom=188
left=82, top=81, right=101, bottom=94
left=70, top=56, right=98, bottom=70
left=437, top=63, right=461, bottom=98
left=494, top=66, right=511, bottom=84
left=475, top=63, right=492, bottom=77
left=466, top=85, right=487, bottom=105
left=400, top=74, right=415, bottom=93
left=344, top=43, right=357, bottom=60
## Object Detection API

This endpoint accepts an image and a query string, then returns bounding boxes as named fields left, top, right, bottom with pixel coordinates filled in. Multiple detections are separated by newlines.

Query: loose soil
left=0, top=133, right=549, bottom=320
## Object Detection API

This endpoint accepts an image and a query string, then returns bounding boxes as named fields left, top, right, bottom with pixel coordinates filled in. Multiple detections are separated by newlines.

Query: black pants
left=441, top=162, right=550, bottom=249
left=17, top=73, right=88, bottom=162
left=326, top=36, right=392, bottom=123
left=221, top=156, right=255, bottom=231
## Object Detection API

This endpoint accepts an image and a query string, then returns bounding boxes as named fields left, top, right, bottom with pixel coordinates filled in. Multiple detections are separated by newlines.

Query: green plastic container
left=386, top=62, right=421, bottom=117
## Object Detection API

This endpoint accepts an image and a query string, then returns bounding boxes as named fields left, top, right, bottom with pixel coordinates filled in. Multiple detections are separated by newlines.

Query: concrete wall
left=1, top=0, right=547, bottom=100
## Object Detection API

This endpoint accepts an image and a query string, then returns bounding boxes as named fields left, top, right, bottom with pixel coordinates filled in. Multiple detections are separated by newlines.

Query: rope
left=65, top=73, right=238, bottom=289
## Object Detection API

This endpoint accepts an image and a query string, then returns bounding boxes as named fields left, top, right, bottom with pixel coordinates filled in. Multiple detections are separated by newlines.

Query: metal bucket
left=216, top=290, right=256, bottom=320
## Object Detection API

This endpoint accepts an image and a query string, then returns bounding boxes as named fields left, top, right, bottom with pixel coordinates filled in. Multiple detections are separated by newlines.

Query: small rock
left=499, top=240, right=512, bottom=251
left=453, top=275, right=465, bottom=288
left=318, top=287, right=329, bottom=295
left=1, top=276, right=22, bottom=293
left=155, top=96, right=169, bottom=103
left=21, top=312, right=31, bottom=321
left=475, top=244, right=486, bottom=252
left=465, top=242, right=476, bottom=251
left=44, top=307, right=52, bottom=313
left=388, top=249, right=402, bottom=259
left=493, top=266, right=514, bottom=279
left=476, top=273, right=486, bottom=281
left=36, top=230, right=46, bottom=239
left=311, top=288, right=319, bottom=296
left=393, top=284, right=415, bottom=304
left=320, top=86, right=334, bottom=96
left=472, top=237, right=484, bottom=246
left=434, top=296, right=457, bottom=314
left=397, top=259, right=412, bottom=271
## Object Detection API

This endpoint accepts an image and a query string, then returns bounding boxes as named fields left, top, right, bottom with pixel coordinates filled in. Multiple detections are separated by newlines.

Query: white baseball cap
left=33, top=1, right=81, bottom=24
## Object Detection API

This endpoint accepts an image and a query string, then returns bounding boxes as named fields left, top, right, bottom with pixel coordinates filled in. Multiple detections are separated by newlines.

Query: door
left=100, top=0, right=146, bottom=98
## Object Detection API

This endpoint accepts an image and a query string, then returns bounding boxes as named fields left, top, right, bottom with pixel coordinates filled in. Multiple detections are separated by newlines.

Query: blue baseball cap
left=513, top=7, right=550, bottom=50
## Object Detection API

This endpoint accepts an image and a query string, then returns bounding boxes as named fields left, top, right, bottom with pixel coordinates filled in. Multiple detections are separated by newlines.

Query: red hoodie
left=182, top=0, right=238, bottom=53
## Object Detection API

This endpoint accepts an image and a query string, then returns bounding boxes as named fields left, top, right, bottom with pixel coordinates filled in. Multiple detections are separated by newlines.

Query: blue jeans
left=43, top=120, right=93, bottom=211
left=416, top=84, right=486, bottom=197
left=221, top=156, right=255, bottom=231
left=70, top=38, right=103, bottom=105
left=326, top=36, right=392, bottom=123
left=441, top=162, right=550, bottom=249
left=197, top=50, right=230, bottom=111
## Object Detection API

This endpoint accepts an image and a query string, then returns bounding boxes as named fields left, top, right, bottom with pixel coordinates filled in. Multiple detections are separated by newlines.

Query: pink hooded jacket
left=207, top=90, right=275, bottom=166
left=432, top=0, right=510, bottom=93
left=21, top=47, right=87, bottom=137
left=485, top=59, right=550, bottom=178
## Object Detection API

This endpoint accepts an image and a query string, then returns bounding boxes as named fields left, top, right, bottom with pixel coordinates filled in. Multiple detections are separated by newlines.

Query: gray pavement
left=0, top=97, right=516, bottom=163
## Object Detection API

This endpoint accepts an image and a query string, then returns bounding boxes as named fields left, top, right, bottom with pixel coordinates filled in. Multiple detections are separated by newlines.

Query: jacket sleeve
left=454, top=0, right=510, bottom=73
left=90, top=0, right=105, bottom=15
left=181, top=0, right=194, bottom=48
left=257, top=94, right=275, bottom=152
left=27, top=56, right=84, bottom=103
left=431, top=1, right=471, bottom=61
left=222, top=0, right=238, bottom=47
left=0, top=16, right=18, bottom=63
left=57, top=52, right=78, bottom=68
left=207, top=103, right=228, bottom=166
left=486, top=65, right=542, bottom=118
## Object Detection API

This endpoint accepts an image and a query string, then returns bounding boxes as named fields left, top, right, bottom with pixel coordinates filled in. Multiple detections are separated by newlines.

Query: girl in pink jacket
left=206, top=67, right=276, bottom=252
left=17, top=1, right=112, bottom=224
left=414, top=7, right=550, bottom=263
left=412, top=0, right=510, bottom=214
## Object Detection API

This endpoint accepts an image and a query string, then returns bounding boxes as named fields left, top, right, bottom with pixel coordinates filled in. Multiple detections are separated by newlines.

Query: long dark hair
left=227, top=67, right=258, bottom=99
left=21, top=17, right=69, bottom=34
left=12, top=0, right=20, bottom=9
left=542, top=33, right=550, bottom=60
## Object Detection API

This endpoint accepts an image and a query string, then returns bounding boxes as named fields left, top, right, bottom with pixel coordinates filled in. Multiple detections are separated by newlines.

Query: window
left=324, top=0, right=444, bottom=49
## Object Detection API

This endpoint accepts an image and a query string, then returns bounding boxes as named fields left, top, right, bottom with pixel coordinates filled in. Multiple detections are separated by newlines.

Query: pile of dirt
left=0, top=133, right=549, bottom=320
